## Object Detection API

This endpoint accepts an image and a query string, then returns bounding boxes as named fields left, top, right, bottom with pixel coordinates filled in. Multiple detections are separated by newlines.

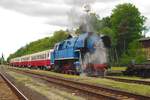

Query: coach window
left=44, top=54, right=46, bottom=59
left=41, top=55, right=43, bottom=59
left=67, top=41, right=71, bottom=48
left=39, top=55, right=41, bottom=59
left=54, top=44, right=59, bottom=50
left=37, top=55, right=40, bottom=59
left=32, top=56, right=36, bottom=60
left=34, top=56, right=35, bottom=60
left=27, top=57, right=29, bottom=61
left=43, top=54, right=45, bottom=59
left=41, top=54, right=44, bottom=59
left=58, top=41, right=65, bottom=50
left=62, top=41, right=67, bottom=49
left=31, top=56, right=34, bottom=60
left=40, top=55, right=42, bottom=59
left=38, top=55, right=40, bottom=59
left=47, top=53, right=49, bottom=58
left=42, top=54, right=44, bottom=59
left=32, top=56, right=34, bottom=60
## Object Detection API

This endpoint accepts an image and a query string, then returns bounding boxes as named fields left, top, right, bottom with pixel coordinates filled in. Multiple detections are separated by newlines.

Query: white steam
left=64, top=0, right=96, bottom=7
left=64, top=0, right=108, bottom=76
left=83, top=40, right=107, bottom=66
left=65, top=0, right=96, bottom=35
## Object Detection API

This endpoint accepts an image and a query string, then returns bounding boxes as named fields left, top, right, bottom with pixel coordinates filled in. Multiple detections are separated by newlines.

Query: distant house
left=139, top=37, right=150, bottom=60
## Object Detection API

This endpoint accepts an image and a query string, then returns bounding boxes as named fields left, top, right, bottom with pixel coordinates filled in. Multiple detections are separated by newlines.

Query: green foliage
left=97, top=3, right=147, bottom=65
left=111, top=3, right=146, bottom=56
left=7, top=30, right=68, bottom=61
left=120, top=41, right=147, bottom=65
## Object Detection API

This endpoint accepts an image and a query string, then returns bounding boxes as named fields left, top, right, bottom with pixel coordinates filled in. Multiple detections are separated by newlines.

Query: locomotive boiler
left=51, top=32, right=111, bottom=76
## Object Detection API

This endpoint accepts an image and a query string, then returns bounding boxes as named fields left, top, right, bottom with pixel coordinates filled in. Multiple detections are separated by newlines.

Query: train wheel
left=54, top=65, right=61, bottom=72
left=96, top=70, right=106, bottom=77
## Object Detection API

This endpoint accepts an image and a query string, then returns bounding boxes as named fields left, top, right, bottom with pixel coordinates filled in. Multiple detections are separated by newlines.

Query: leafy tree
left=111, top=3, right=146, bottom=57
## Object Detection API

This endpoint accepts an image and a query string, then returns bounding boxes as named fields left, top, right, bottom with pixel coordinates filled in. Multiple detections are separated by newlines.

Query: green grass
left=110, top=66, right=127, bottom=71
left=82, top=78, right=150, bottom=96
left=108, top=76, right=143, bottom=80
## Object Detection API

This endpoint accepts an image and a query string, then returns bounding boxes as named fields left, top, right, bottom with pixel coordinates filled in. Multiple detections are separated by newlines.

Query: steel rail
left=105, top=76, right=150, bottom=85
left=0, top=72, right=28, bottom=100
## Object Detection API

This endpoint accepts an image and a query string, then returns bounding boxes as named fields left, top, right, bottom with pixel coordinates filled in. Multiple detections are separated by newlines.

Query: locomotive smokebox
left=78, top=32, right=111, bottom=76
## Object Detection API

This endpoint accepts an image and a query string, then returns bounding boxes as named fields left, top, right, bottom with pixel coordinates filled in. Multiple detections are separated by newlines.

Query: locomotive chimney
left=84, top=4, right=91, bottom=13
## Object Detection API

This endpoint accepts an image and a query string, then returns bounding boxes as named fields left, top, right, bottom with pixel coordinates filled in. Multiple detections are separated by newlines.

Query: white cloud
left=0, top=7, right=65, bottom=58
left=0, top=0, right=70, bottom=17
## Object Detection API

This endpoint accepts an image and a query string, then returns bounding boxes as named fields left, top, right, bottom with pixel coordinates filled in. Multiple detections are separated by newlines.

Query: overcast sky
left=0, top=0, right=150, bottom=58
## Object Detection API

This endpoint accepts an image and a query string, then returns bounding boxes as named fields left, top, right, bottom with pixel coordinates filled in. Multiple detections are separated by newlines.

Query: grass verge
left=7, top=66, right=150, bottom=96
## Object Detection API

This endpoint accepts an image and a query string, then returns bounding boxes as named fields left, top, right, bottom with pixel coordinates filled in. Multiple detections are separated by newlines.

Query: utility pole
left=1, top=53, right=4, bottom=65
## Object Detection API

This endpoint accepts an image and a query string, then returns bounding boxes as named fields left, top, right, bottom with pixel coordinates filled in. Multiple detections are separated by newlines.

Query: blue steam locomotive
left=51, top=32, right=111, bottom=76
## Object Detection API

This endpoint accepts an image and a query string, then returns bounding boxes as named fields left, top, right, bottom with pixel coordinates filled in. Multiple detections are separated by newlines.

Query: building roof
left=139, top=37, right=150, bottom=41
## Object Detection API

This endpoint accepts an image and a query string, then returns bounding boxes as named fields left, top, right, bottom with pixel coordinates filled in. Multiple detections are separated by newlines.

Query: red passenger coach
left=10, top=58, right=20, bottom=67
left=30, top=50, right=51, bottom=69
left=10, top=50, right=53, bottom=69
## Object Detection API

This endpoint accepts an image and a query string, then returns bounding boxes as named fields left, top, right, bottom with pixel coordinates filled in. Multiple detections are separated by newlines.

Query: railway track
left=0, top=72, right=28, bottom=100
left=104, top=76, right=150, bottom=85
left=12, top=69, right=150, bottom=100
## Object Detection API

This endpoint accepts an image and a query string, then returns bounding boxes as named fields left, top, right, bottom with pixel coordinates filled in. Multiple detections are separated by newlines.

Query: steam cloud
left=64, top=0, right=108, bottom=76
left=64, top=0, right=96, bottom=6
left=65, top=0, right=96, bottom=35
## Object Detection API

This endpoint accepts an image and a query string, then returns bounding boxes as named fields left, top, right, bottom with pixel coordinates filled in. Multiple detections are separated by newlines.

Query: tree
left=111, top=3, right=146, bottom=58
